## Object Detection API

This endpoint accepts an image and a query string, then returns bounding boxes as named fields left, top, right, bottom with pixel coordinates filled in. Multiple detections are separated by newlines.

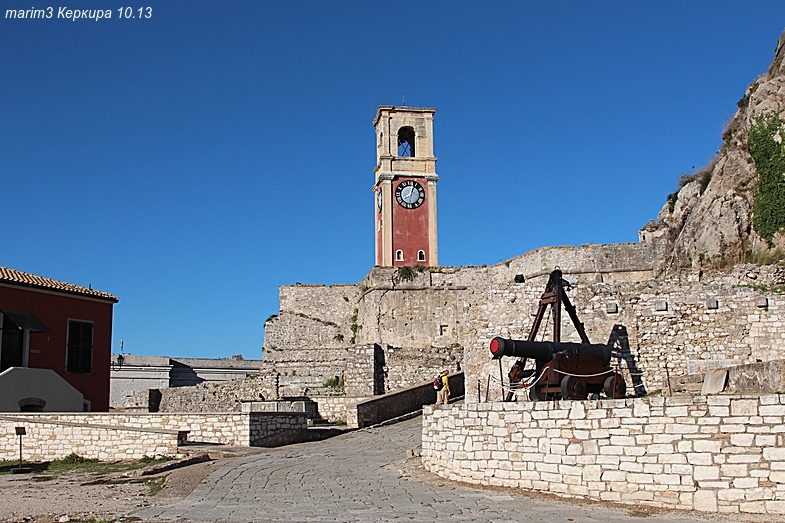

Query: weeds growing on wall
left=748, top=113, right=785, bottom=246
left=666, top=158, right=716, bottom=212
left=349, top=308, right=361, bottom=344
left=394, top=265, right=429, bottom=282
left=323, top=376, right=344, bottom=389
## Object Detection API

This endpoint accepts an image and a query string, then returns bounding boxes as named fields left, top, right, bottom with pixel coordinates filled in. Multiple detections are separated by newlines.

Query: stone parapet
left=423, top=395, right=785, bottom=515
left=0, top=415, right=183, bottom=461
left=0, top=411, right=308, bottom=462
left=311, top=396, right=367, bottom=427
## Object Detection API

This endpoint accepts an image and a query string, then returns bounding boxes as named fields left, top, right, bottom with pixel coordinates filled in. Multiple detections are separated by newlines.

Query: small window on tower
left=396, top=250, right=404, bottom=261
left=417, top=250, right=426, bottom=262
left=397, top=127, right=415, bottom=157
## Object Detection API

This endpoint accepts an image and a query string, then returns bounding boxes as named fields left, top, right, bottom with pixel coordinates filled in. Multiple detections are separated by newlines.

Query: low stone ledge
left=1, top=411, right=310, bottom=461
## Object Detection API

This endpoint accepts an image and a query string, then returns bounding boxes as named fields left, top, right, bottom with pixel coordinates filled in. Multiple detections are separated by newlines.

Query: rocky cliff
left=649, top=28, right=785, bottom=269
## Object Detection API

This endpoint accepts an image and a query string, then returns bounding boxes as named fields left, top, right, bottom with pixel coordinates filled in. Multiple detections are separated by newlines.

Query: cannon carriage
left=490, top=269, right=626, bottom=401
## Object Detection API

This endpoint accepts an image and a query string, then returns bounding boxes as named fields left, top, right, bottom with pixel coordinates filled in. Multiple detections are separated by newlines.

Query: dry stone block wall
left=0, top=412, right=308, bottom=462
left=423, top=395, right=785, bottom=515
left=0, top=415, right=182, bottom=461
left=311, top=396, right=366, bottom=427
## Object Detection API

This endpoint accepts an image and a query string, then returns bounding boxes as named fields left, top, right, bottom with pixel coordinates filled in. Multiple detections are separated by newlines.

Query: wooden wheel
left=604, top=374, right=626, bottom=399
left=560, top=375, right=588, bottom=400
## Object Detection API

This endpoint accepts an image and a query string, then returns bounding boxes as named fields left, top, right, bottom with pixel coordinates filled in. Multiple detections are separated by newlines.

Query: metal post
left=12, top=427, right=30, bottom=474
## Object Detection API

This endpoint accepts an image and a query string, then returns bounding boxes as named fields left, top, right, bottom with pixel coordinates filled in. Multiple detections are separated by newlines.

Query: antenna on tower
left=402, top=93, right=406, bottom=106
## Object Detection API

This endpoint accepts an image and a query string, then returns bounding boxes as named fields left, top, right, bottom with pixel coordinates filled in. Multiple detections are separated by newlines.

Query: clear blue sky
left=2, top=1, right=784, bottom=359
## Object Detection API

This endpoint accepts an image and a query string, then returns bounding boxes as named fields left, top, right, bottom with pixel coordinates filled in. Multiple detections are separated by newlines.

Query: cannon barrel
left=490, top=337, right=612, bottom=366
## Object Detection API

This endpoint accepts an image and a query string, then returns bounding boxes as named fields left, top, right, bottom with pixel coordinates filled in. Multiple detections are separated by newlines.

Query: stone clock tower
left=373, top=106, right=439, bottom=267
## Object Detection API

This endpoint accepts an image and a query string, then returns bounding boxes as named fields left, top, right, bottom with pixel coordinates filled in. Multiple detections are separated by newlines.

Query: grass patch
left=0, top=453, right=169, bottom=476
left=737, top=283, right=785, bottom=294
left=145, top=475, right=166, bottom=495
left=744, top=249, right=785, bottom=265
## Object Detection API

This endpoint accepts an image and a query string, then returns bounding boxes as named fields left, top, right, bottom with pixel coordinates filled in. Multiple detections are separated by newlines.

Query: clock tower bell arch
left=373, top=106, right=439, bottom=267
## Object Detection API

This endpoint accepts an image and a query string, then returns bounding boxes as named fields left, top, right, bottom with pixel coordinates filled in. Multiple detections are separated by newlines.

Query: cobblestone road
left=134, top=416, right=722, bottom=523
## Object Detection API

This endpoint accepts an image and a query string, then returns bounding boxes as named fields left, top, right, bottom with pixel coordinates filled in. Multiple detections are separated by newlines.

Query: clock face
left=377, top=189, right=383, bottom=212
left=395, top=180, right=425, bottom=209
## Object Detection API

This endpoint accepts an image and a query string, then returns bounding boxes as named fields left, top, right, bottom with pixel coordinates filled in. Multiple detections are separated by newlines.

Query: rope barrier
left=552, top=368, right=615, bottom=378
left=489, top=355, right=646, bottom=398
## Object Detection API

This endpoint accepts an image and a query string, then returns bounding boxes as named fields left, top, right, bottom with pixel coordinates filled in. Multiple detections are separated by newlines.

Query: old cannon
left=489, top=269, right=626, bottom=401
left=490, top=337, right=625, bottom=400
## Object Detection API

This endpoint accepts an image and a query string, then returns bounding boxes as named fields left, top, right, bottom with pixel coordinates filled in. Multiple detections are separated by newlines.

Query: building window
left=397, top=127, right=415, bottom=157
left=1, top=313, right=23, bottom=371
left=66, top=320, right=93, bottom=374
left=417, top=250, right=426, bottom=262
left=395, top=250, right=404, bottom=262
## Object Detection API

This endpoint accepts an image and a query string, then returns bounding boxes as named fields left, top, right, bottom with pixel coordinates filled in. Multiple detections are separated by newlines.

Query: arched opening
left=18, top=397, right=46, bottom=412
left=397, top=127, right=415, bottom=157
left=417, top=250, right=426, bottom=262
left=395, top=250, right=404, bottom=262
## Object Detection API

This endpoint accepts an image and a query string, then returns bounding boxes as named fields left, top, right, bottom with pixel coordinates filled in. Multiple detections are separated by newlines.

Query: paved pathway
left=135, top=417, right=721, bottom=523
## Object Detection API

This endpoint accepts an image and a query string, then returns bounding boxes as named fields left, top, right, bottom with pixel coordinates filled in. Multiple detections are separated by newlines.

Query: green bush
left=748, top=113, right=785, bottom=246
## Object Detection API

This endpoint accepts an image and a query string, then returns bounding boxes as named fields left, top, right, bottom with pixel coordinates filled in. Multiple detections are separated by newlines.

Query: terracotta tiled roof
left=0, top=266, right=118, bottom=302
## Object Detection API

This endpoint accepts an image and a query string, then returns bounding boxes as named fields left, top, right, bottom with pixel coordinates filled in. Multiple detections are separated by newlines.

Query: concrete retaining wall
left=423, top=395, right=785, bottom=515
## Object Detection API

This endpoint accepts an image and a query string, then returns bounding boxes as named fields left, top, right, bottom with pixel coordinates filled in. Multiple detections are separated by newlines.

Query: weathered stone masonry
left=423, top=395, right=785, bottom=515
left=265, top=236, right=784, bottom=401
left=467, top=265, right=785, bottom=402
left=0, top=412, right=308, bottom=461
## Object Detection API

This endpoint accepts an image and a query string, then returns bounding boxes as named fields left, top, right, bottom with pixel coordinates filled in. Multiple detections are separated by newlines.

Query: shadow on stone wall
left=607, top=324, right=646, bottom=397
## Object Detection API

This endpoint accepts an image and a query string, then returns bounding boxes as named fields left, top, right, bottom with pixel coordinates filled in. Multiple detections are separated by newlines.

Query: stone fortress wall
left=264, top=235, right=785, bottom=402
left=137, top=235, right=783, bottom=430
left=466, top=263, right=785, bottom=402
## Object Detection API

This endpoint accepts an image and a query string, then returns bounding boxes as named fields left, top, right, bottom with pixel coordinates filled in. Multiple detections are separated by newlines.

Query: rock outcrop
left=652, top=28, right=785, bottom=268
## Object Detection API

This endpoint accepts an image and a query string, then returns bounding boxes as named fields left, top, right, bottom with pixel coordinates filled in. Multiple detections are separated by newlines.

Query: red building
left=0, top=266, right=118, bottom=411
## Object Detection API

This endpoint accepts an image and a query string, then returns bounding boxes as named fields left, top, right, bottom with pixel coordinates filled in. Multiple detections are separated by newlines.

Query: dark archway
left=18, top=397, right=46, bottom=412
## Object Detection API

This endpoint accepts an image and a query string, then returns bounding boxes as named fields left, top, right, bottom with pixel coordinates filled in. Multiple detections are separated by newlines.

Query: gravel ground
left=0, top=458, right=222, bottom=523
